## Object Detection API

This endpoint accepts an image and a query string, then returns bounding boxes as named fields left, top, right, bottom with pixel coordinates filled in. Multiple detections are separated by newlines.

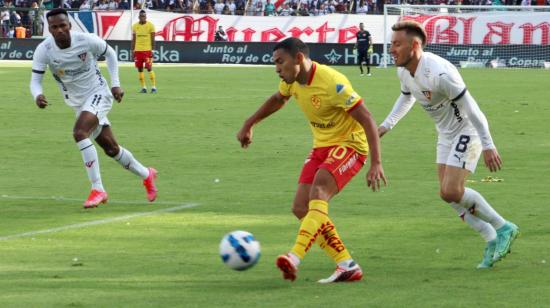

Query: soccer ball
left=219, top=230, right=261, bottom=271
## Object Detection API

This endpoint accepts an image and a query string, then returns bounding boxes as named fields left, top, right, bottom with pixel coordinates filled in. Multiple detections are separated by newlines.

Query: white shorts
left=73, top=89, right=113, bottom=139
left=436, top=132, right=482, bottom=173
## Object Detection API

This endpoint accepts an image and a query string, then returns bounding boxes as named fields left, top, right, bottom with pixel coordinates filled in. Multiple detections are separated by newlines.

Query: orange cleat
left=276, top=254, right=298, bottom=282
left=83, top=189, right=108, bottom=209
left=143, top=167, right=158, bottom=202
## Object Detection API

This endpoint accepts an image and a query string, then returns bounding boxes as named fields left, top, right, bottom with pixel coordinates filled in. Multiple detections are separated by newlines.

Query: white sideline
left=0, top=196, right=199, bottom=241
left=1, top=194, right=189, bottom=206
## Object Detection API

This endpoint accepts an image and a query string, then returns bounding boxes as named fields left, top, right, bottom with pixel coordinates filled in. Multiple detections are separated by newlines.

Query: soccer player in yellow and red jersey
left=131, top=10, right=157, bottom=93
left=237, top=37, right=386, bottom=283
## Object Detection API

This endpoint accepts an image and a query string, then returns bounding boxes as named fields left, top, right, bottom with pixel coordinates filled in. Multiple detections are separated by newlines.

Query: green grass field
left=0, top=63, right=549, bottom=307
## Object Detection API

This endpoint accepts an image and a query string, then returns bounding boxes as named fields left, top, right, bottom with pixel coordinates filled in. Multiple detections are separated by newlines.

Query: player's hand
left=236, top=124, right=253, bottom=149
left=352, top=47, right=357, bottom=55
left=112, top=87, right=124, bottom=103
left=483, top=148, right=502, bottom=172
left=368, top=46, right=373, bottom=54
left=366, top=162, right=387, bottom=192
left=35, top=94, right=49, bottom=109
left=378, top=126, right=389, bottom=138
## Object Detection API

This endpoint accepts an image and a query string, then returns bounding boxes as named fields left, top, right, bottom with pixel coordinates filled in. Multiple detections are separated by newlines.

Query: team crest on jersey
left=311, top=95, right=321, bottom=109
left=336, top=84, right=345, bottom=94
left=78, top=52, right=87, bottom=62
left=422, top=91, right=432, bottom=101
left=57, top=69, right=65, bottom=77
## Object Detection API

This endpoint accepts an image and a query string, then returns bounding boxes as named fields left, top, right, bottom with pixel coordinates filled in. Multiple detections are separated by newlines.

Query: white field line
left=1, top=194, right=188, bottom=206
left=0, top=196, right=199, bottom=241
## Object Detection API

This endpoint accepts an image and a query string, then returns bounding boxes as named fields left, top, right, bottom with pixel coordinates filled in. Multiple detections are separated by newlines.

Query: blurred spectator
left=278, top=2, right=293, bottom=15
left=80, top=0, right=92, bottom=9
left=227, top=0, right=236, bottom=14
left=357, top=0, right=369, bottom=13
left=264, top=0, right=275, bottom=15
left=41, top=0, right=53, bottom=8
left=214, top=0, right=224, bottom=13
left=1, top=9, right=9, bottom=37
left=10, top=10, right=20, bottom=26
left=118, top=0, right=130, bottom=8
left=15, top=23, right=25, bottom=37
left=96, top=0, right=108, bottom=9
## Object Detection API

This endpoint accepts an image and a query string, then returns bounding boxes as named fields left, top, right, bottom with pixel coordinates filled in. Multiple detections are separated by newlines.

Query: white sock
left=77, top=139, right=104, bottom=191
left=288, top=252, right=301, bottom=267
left=337, top=259, right=356, bottom=270
left=459, top=188, right=506, bottom=230
left=450, top=203, right=497, bottom=242
left=113, top=146, right=149, bottom=179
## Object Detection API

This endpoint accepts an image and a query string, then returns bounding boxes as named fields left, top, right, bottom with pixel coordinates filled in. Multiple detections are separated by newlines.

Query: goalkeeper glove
left=368, top=46, right=373, bottom=54
left=352, top=47, right=357, bottom=55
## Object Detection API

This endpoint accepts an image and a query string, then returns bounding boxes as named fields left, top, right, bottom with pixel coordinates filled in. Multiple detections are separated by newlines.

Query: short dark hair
left=273, top=37, right=309, bottom=58
left=46, top=8, right=69, bottom=19
left=392, top=20, right=427, bottom=48
left=139, top=10, right=146, bottom=14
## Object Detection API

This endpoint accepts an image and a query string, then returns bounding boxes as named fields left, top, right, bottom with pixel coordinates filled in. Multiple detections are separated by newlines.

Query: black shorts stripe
left=451, top=88, right=467, bottom=102
left=32, top=69, right=45, bottom=74
left=401, top=91, right=411, bottom=95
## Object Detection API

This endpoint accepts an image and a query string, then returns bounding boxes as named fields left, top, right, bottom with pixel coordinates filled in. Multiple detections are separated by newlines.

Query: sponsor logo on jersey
left=311, top=95, right=321, bottom=109
left=310, top=121, right=335, bottom=129
left=422, top=90, right=432, bottom=101
left=450, top=102, right=463, bottom=122
left=78, top=52, right=87, bottom=62
left=422, top=102, right=444, bottom=112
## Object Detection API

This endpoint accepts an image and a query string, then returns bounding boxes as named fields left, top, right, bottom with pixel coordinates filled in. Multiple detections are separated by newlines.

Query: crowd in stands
left=1, top=0, right=549, bottom=38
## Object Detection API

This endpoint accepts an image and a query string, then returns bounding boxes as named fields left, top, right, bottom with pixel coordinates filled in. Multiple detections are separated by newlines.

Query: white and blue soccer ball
left=219, top=230, right=261, bottom=271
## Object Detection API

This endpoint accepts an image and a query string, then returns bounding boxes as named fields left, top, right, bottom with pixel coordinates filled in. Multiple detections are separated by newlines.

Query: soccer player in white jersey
left=30, top=9, right=158, bottom=208
left=378, top=21, right=519, bottom=269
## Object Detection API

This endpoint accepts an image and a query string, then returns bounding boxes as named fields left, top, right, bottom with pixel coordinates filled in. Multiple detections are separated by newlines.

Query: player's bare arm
left=131, top=33, right=136, bottom=56
left=349, top=103, right=387, bottom=191
left=237, top=92, right=288, bottom=148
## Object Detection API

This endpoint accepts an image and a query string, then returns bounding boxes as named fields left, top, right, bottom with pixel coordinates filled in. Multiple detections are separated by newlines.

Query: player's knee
left=309, top=185, right=332, bottom=201
left=440, top=187, right=463, bottom=203
left=73, top=129, right=90, bottom=142
left=103, top=144, right=120, bottom=157
left=292, top=202, right=308, bottom=220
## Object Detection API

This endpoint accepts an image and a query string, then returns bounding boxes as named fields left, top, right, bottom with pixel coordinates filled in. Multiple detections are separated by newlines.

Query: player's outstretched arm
left=456, top=91, right=502, bottom=172
left=237, top=92, right=289, bottom=148
left=349, top=103, right=387, bottom=192
left=379, top=93, right=415, bottom=138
